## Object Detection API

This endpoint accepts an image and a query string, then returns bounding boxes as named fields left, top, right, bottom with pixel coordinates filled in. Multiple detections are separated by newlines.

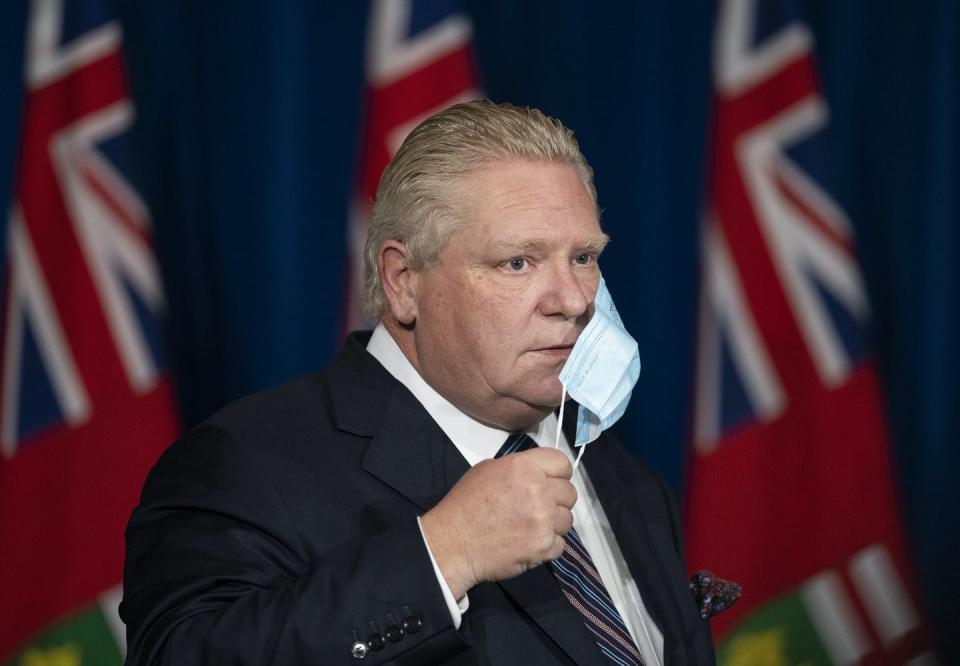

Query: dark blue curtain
left=2, top=0, right=956, bottom=659
left=114, top=2, right=370, bottom=423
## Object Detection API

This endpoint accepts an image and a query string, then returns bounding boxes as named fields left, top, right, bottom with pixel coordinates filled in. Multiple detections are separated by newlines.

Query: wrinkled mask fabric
left=558, top=277, right=641, bottom=447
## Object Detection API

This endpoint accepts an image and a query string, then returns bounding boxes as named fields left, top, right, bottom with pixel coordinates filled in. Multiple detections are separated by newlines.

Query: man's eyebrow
left=491, top=233, right=610, bottom=254
left=491, top=238, right=549, bottom=253
left=581, top=234, right=610, bottom=253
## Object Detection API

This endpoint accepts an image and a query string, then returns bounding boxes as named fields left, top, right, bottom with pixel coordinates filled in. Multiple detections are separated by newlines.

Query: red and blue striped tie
left=496, top=433, right=645, bottom=666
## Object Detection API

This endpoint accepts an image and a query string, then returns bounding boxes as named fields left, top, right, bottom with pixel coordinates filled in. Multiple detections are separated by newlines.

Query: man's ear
left=378, top=240, right=418, bottom=325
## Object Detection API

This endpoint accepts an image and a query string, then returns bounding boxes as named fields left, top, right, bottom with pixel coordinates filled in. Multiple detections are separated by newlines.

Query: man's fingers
left=547, top=535, right=567, bottom=561
left=543, top=477, right=577, bottom=510
left=521, top=447, right=573, bottom=479
left=554, top=507, right=574, bottom=536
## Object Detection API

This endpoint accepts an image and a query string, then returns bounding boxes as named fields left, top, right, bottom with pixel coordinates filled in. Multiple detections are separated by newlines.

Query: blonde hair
left=362, top=99, right=597, bottom=321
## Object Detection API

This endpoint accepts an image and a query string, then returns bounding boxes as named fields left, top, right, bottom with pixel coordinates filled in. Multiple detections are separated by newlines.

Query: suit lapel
left=585, top=448, right=690, bottom=666
left=328, top=336, right=608, bottom=665
left=362, top=382, right=470, bottom=512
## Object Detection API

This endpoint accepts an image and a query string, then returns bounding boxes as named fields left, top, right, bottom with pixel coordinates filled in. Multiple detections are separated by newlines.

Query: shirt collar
left=366, top=323, right=560, bottom=465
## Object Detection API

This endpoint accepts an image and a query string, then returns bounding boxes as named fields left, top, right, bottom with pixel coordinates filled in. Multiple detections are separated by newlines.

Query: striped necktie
left=496, top=433, right=645, bottom=666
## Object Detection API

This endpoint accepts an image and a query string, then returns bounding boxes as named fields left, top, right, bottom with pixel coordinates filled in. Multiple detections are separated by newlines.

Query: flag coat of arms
left=0, top=0, right=178, bottom=662
left=344, top=0, right=479, bottom=330
left=685, top=2, right=936, bottom=664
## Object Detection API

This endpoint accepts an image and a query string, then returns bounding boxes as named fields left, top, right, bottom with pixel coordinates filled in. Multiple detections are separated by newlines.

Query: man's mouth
left=530, top=331, right=581, bottom=357
left=532, top=343, right=576, bottom=356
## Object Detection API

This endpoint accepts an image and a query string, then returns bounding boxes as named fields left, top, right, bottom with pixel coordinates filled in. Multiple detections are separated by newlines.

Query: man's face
left=408, top=160, right=606, bottom=430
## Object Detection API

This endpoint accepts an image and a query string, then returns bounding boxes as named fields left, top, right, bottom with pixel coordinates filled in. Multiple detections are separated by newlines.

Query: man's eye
left=574, top=253, right=592, bottom=265
left=507, top=257, right=527, bottom=271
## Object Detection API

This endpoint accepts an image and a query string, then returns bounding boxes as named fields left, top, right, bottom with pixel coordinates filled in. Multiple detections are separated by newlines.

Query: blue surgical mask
left=558, top=277, right=641, bottom=449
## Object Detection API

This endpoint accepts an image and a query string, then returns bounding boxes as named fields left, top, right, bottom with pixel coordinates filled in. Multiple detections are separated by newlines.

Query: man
left=121, top=101, right=715, bottom=664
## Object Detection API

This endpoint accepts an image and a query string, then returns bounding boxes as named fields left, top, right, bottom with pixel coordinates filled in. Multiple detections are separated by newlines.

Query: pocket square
left=689, top=570, right=742, bottom=619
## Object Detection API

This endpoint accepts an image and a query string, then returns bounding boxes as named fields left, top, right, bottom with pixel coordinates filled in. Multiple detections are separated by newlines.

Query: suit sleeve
left=120, top=425, right=467, bottom=665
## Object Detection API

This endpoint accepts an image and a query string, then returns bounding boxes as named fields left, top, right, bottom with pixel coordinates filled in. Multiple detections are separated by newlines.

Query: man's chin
left=471, top=395, right=556, bottom=432
left=514, top=389, right=568, bottom=416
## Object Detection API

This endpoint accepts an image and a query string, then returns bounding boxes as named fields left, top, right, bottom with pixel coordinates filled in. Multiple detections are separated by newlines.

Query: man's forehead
left=440, top=160, right=605, bottom=253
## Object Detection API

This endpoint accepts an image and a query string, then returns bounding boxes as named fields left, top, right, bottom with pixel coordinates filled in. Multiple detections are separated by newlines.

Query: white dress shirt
left=367, top=324, right=663, bottom=665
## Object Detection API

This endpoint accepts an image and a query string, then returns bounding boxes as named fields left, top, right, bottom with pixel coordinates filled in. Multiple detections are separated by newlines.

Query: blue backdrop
left=1, top=0, right=956, bottom=658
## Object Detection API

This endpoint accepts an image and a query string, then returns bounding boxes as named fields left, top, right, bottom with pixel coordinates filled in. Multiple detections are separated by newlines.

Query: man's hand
left=420, top=447, right=577, bottom=600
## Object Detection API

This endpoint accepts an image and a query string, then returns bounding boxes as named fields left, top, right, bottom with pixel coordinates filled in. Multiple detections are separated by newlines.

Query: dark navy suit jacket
left=121, top=332, right=715, bottom=664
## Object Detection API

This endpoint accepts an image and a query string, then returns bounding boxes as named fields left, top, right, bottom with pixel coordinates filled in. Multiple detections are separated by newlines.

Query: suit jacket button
left=367, top=632, right=385, bottom=651
left=385, top=624, right=403, bottom=643
left=402, top=615, right=422, bottom=634
left=351, top=641, right=368, bottom=659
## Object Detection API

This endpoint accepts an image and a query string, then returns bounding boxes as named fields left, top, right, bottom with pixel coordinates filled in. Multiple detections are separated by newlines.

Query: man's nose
left=541, top=263, right=592, bottom=319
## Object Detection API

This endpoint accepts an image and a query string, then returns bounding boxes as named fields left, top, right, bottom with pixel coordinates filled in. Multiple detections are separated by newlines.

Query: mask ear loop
left=555, top=384, right=567, bottom=449
left=573, top=442, right=586, bottom=473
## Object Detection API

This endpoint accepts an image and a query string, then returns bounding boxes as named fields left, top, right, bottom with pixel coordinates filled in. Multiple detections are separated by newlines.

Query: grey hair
left=362, top=99, right=597, bottom=322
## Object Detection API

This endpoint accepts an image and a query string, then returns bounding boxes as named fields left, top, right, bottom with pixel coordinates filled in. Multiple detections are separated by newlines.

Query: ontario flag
left=343, top=0, right=480, bottom=330
left=684, top=2, right=939, bottom=664
left=0, top=0, right=178, bottom=663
